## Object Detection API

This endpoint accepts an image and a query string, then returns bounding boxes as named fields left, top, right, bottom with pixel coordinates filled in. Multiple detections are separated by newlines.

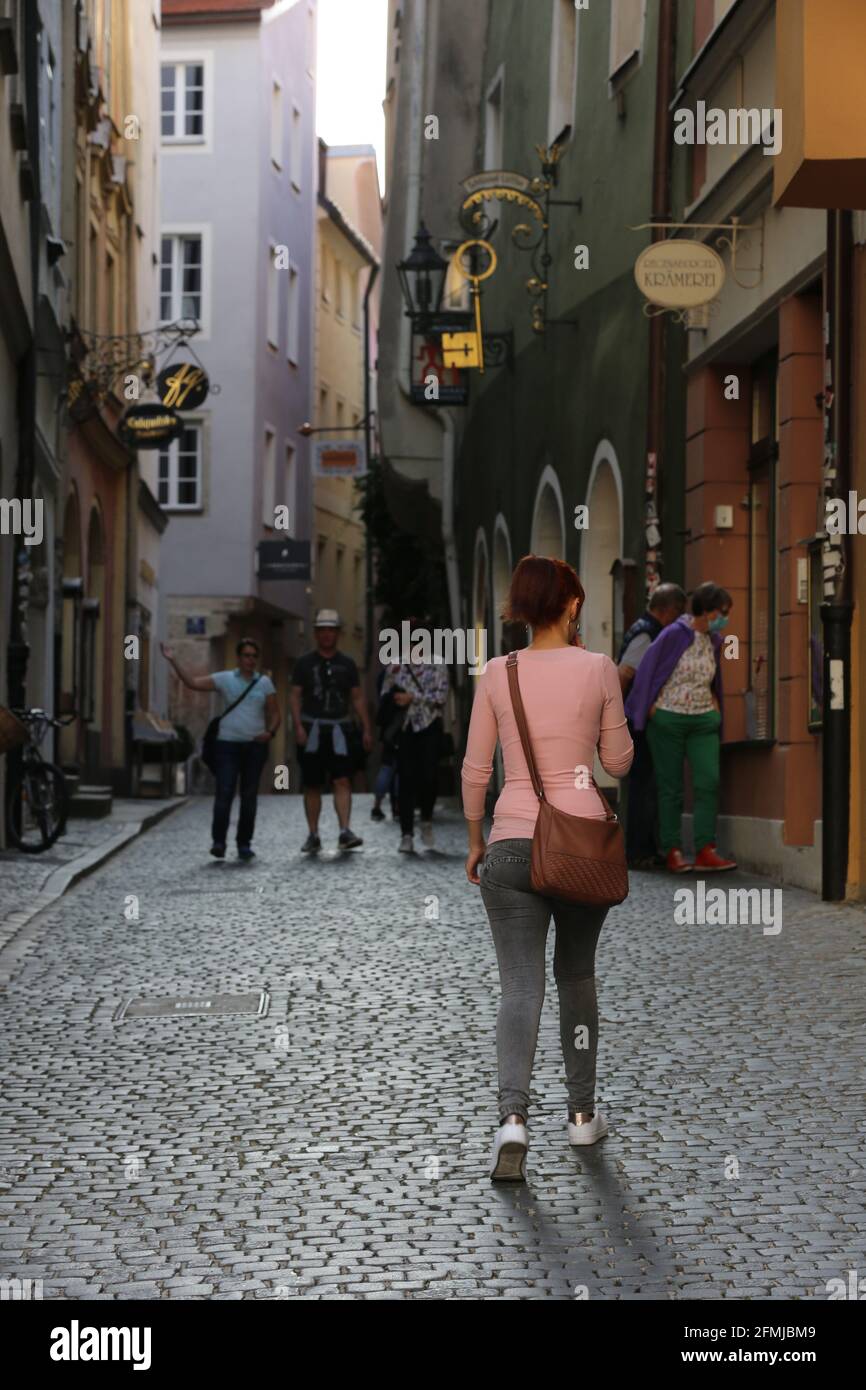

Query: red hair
left=502, top=555, right=585, bottom=629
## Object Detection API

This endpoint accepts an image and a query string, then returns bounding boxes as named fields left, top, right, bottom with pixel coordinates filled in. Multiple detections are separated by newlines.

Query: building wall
left=155, top=19, right=261, bottom=600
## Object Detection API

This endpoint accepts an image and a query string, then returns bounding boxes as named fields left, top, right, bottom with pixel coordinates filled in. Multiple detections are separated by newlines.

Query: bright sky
left=316, top=0, right=389, bottom=194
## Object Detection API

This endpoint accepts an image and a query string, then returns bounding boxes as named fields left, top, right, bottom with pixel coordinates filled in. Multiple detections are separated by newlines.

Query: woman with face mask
left=624, top=582, right=736, bottom=873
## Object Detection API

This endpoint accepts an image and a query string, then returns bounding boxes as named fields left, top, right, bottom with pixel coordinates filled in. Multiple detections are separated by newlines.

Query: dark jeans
left=625, top=727, right=658, bottom=861
left=211, top=739, right=269, bottom=848
left=397, top=717, right=442, bottom=836
left=479, top=838, right=607, bottom=1122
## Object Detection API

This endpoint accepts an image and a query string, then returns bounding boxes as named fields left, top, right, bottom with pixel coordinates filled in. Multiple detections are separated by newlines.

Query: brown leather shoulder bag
left=505, top=650, right=629, bottom=907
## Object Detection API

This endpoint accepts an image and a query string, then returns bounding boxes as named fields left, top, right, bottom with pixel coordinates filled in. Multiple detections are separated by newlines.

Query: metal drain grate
left=113, top=990, right=270, bottom=1021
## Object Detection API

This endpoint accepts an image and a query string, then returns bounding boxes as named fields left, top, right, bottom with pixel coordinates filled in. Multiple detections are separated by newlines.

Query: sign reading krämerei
left=634, top=240, right=725, bottom=308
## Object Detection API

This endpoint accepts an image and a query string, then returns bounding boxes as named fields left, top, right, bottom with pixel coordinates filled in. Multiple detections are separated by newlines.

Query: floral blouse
left=655, top=632, right=717, bottom=715
left=381, top=662, right=449, bottom=733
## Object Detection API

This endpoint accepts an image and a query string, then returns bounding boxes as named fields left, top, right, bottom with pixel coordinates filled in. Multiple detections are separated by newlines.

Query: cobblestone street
left=1, top=794, right=865, bottom=1301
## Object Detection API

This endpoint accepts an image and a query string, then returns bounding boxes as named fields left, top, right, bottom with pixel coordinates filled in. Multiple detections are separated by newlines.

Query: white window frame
left=262, top=426, right=277, bottom=529
left=267, top=243, right=280, bottom=349
left=270, top=76, right=283, bottom=169
left=286, top=261, right=301, bottom=364
left=608, top=0, right=646, bottom=82
left=161, top=50, right=214, bottom=153
left=158, top=419, right=205, bottom=511
left=159, top=224, right=212, bottom=338
left=548, top=0, right=579, bottom=146
left=290, top=102, right=302, bottom=191
left=284, top=442, right=297, bottom=534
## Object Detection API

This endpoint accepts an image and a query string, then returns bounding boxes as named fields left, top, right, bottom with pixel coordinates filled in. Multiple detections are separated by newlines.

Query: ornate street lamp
left=396, top=222, right=448, bottom=325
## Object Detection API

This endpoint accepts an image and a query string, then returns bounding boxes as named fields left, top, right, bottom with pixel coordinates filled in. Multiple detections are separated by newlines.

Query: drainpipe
left=363, top=261, right=379, bottom=671
left=643, top=0, right=677, bottom=599
left=821, top=209, right=854, bottom=901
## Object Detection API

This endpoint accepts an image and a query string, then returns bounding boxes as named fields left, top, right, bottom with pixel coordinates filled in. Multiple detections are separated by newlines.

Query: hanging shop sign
left=634, top=240, right=725, bottom=309
left=460, top=170, right=546, bottom=226
left=256, top=539, right=311, bottom=582
left=157, top=361, right=210, bottom=410
left=118, top=402, right=183, bottom=450
left=410, top=332, right=468, bottom=406
left=313, top=440, right=367, bottom=477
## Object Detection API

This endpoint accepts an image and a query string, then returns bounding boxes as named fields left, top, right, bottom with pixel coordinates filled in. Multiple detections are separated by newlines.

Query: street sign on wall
left=256, top=539, right=311, bottom=581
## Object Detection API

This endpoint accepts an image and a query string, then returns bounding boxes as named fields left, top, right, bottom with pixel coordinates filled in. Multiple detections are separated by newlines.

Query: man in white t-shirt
left=161, top=637, right=280, bottom=860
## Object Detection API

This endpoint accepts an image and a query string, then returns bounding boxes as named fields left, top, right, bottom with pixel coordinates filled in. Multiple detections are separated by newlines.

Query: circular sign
left=634, top=240, right=725, bottom=309
left=119, top=403, right=183, bottom=450
left=157, top=361, right=210, bottom=411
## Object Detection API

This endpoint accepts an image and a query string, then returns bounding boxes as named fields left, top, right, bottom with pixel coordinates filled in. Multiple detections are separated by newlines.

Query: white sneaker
left=567, top=1108, right=609, bottom=1146
left=398, top=834, right=414, bottom=853
left=489, top=1120, right=528, bottom=1182
left=420, top=821, right=434, bottom=848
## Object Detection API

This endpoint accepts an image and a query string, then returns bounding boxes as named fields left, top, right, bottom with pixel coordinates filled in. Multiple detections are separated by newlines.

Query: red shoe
left=694, top=843, right=737, bottom=872
left=665, top=848, right=693, bottom=874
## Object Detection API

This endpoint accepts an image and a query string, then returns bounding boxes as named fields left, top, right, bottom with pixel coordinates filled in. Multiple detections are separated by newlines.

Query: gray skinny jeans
left=479, top=837, right=608, bottom=1124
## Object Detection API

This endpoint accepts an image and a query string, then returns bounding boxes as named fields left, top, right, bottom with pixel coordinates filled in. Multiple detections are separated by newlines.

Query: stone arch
left=530, top=464, right=566, bottom=558
left=579, top=440, right=624, bottom=659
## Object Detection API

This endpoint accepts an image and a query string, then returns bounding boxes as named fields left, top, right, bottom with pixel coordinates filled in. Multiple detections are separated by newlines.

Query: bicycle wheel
left=6, top=762, right=68, bottom=853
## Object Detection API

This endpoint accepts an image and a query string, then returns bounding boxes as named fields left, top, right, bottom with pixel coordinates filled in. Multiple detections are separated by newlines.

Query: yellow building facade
left=312, top=142, right=381, bottom=669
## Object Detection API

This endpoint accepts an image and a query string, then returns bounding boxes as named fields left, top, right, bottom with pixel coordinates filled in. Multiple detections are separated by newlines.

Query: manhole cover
left=113, top=990, right=270, bottom=1021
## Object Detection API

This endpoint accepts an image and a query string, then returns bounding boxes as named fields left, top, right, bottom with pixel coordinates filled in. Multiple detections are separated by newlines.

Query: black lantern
left=396, top=222, right=448, bottom=324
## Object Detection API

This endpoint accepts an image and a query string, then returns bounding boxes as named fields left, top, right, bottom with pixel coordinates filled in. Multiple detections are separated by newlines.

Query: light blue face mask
left=708, top=614, right=729, bottom=633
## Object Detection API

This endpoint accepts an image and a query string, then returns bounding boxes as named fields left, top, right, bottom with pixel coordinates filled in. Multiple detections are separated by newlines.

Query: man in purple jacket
left=625, top=582, right=736, bottom=874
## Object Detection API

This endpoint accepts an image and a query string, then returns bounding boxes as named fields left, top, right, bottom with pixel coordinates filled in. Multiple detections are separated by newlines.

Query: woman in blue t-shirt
left=161, top=637, right=280, bottom=860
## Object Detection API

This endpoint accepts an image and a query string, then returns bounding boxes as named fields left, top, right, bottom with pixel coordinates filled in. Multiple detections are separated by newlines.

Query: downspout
left=644, top=0, right=677, bottom=599
left=363, top=260, right=379, bottom=671
left=821, top=210, right=854, bottom=901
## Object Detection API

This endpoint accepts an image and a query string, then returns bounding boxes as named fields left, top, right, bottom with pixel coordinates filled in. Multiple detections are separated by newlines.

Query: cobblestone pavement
left=0, top=798, right=182, bottom=934
left=1, top=794, right=865, bottom=1300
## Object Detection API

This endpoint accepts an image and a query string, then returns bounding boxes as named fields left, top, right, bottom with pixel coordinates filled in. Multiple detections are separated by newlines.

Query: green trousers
left=645, top=708, right=721, bottom=854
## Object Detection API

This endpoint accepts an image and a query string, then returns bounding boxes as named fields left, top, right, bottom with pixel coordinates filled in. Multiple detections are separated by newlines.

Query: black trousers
left=397, top=717, right=442, bottom=836
left=211, top=739, right=268, bottom=848
left=625, top=727, right=658, bottom=861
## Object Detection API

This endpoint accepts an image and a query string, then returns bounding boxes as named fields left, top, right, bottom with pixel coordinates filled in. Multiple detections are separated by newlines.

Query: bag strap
left=216, top=673, right=261, bottom=724
left=504, top=651, right=617, bottom=821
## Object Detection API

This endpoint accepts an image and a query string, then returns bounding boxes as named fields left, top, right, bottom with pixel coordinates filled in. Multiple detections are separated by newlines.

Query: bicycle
left=5, top=710, right=73, bottom=853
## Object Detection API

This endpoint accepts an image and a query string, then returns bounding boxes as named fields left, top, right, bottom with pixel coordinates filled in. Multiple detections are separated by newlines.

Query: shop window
left=745, top=354, right=778, bottom=741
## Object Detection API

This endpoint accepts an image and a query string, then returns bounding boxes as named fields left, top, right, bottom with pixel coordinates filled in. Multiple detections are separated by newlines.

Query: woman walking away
left=161, top=638, right=280, bottom=861
left=625, top=581, right=736, bottom=874
left=461, top=556, right=633, bottom=1182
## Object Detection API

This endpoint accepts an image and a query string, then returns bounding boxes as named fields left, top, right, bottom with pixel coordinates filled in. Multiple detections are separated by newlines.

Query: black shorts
left=298, top=723, right=358, bottom=788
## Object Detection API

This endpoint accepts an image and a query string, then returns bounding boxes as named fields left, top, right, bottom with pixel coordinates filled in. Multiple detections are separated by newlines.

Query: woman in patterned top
left=381, top=620, right=450, bottom=853
left=625, top=581, right=736, bottom=873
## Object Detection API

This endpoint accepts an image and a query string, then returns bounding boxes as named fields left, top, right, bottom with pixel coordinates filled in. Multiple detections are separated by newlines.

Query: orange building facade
left=672, top=0, right=864, bottom=896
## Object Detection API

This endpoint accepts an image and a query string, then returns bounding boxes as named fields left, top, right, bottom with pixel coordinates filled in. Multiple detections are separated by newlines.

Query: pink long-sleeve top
left=461, top=647, right=634, bottom=843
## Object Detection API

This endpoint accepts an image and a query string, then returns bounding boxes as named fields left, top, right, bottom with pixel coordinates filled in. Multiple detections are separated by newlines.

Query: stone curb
left=0, top=798, right=190, bottom=983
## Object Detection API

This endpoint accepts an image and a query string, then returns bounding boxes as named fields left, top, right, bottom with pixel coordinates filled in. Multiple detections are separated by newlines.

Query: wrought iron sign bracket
left=629, top=215, right=765, bottom=294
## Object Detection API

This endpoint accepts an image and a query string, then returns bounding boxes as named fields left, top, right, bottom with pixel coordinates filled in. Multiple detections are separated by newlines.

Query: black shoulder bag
left=201, top=675, right=261, bottom=773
